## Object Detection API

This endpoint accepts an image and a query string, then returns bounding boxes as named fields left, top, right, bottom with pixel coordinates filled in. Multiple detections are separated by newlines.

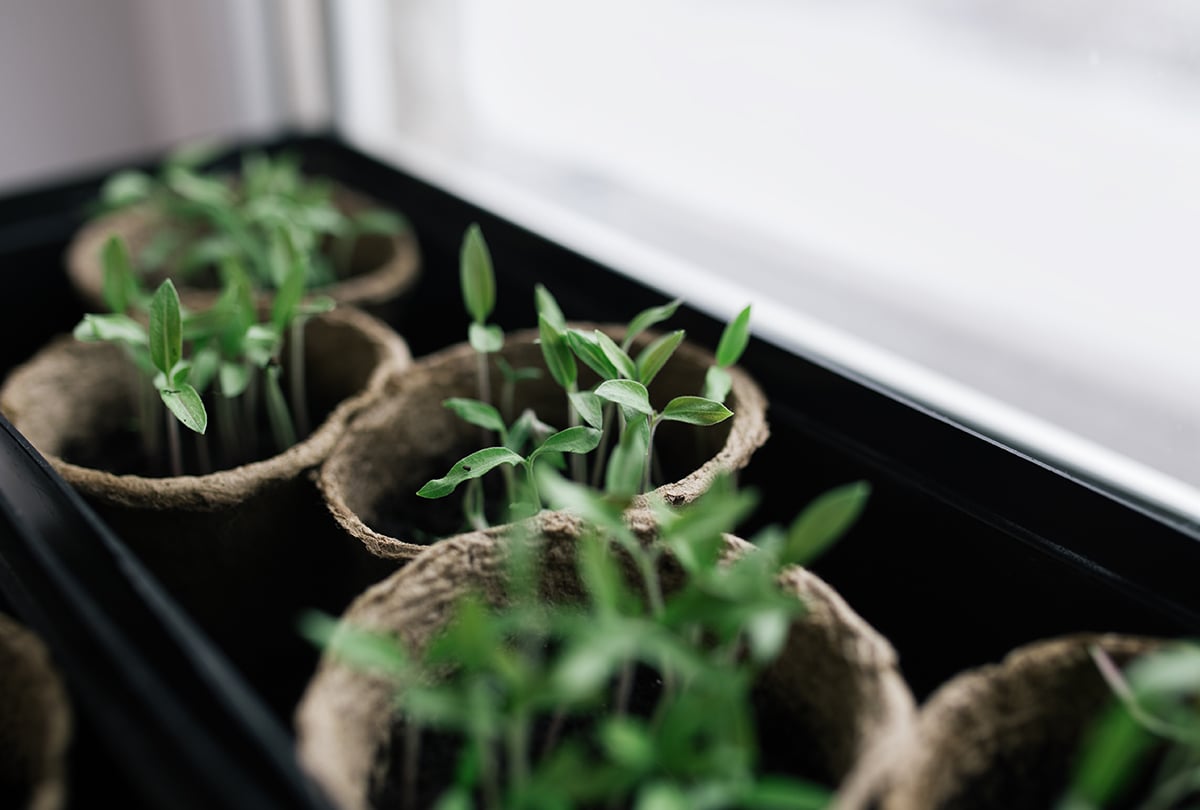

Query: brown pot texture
left=294, top=510, right=915, bottom=810
left=65, top=185, right=421, bottom=318
left=0, top=305, right=411, bottom=714
left=0, top=612, right=72, bottom=810
left=852, top=633, right=1162, bottom=810
left=318, top=325, right=771, bottom=561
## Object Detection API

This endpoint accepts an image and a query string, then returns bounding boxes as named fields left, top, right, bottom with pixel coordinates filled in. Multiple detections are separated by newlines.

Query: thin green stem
left=506, top=716, right=530, bottom=795
left=289, top=317, right=310, bottom=439
left=215, top=382, right=239, bottom=466
left=590, top=403, right=617, bottom=489
left=643, top=418, right=661, bottom=493
left=567, top=382, right=585, bottom=483
left=479, top=738, right=502, bottom=810
left=477, top=350, right=493, bottom=447
left=523, top=461, right=542, bottom=512
left=242, top=362, right=259, bottom=452
left=264, top=364, right=297, bottom=453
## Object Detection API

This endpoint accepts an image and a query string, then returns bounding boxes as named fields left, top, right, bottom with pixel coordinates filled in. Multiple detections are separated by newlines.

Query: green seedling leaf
left=272, top=245, right=307, bottom=331
left=164, top=164, right=230, bottom=207
left=508, top=408, right=556, bottom=455
left=244, top=325, right=280, bottom=367
left=139, top=229, right=183, bottom=273
left=539, top=313, right=577, bottom=388
left=293, top=201, right=344, bottom=234
left=263, top=362, right=297, bottom=450
left=74, top=314, right=147, bottom=346
left=534, top=426, right=602, bottom=458
left=298, top=296, right=336, bottom=318
left=267, top=229, right=290, bottom=288
left=443, top=397, right=506, bottom=434
left=159, top=382, right=207, bottom=434
left=739, top=777, right=831, bottom=809
left=553, top=627, right=637, bottom=701
left=460, top=223, right=495, bottom=324
left=578, top=532, right=631, bottom=616
left=636, top=329, right=685, bottom=386
left=298, top=610, right=411, bottom=677
left=1063, top=698, right=1153, bottom=809
left=635, top=782, right=690, bottom=810
left=623, top=298, right=681, bottom=351
left=218, top=361, right=249, bottom=398
left=100, top=235, right=138, bottom=313
left=417, top=447, right=524, bottom=499
left=595, top=379, right=654, bottom=416
left=565, top=329, right=619, bottom=379
left=188, top=348, right=219, bottom=393
left=702, top=366, right=733, bottom=404
left=179, top=235, right=237, bottom=276
left=496, top=356, right=542, bottom=383
left=100, top=170, right=153, bottom=209
left=783, top=481, right=871, bottom=566
left=432, top=788, right=473, bottom=810
left=353, top=209, right=408, bottom=235
left=536, top=466, right=626, bottom=532
left=468, top=322, right=504, bottom=354
left=535, top=283, right=567, bottom=332
left=148, top=279, right=183, bottom=375
left=715, top=305, right=752, bottom=368
left=569, top=390, right=604, bottom=429
left=165, top=138, right=225, bottom=171
left=599, top=717, right=656, bottom=772
left=595, top=330, right=638, bottom=380
left=660, top=396, right=733, bottom=426
left=605, top=416, right=650, bottom=499
left=746, top=608, right=792, bottom=664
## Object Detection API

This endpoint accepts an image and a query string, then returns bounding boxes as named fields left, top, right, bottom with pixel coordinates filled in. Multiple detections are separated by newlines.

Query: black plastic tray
left=1, top=133, right=1197, bottom=807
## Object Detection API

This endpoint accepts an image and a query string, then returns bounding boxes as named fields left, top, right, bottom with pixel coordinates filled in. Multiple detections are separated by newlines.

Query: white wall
left=0, top=0, right=294, bottom=193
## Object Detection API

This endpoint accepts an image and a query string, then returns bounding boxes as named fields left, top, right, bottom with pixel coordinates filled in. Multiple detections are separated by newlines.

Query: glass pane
left=333, top=0, right=1200, bottom=520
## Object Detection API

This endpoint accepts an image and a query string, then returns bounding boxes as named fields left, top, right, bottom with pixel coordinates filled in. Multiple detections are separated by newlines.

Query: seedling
left=1058, top=641, right=1200, bottom=810
left=95, top=144, right=407, bottom=292
left=420, top=225, right=749, bottom=530
left=74, top=234, right=328, bottom=475
left=304, top=473, right=872, bottom=809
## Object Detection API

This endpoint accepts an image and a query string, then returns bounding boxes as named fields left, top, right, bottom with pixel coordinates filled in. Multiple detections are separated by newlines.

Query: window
left=329, top=0, right=1200, bottom=520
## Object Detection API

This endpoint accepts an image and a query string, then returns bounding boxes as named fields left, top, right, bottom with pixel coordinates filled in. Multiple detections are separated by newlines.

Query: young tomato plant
left=1058, top=641, right=1200, bottom=810
left=304, top=472, right=872, bottom=810
left=96, top=143, right=407, bottom=292
left=74, top=234, right=328, bottom=475
left=418, top=224, right=751, bottom=529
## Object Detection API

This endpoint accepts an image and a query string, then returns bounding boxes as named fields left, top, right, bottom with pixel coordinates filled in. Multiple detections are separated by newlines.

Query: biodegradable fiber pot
left=65, top=186, right=421, bottom=317
left=318, top=325, right=770, bottom=561
left=854, top=633, right=1161, bottom=810
left=0, top=305, right=411, bottom=712
left=0, top=613, right=72, bottom=810
left=294, top=510, right=916, bottom=810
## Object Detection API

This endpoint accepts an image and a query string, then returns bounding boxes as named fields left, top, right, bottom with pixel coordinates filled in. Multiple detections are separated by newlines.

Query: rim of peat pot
left=0, top=612, right=73, bottom=810
left=65, top=185, right=422, bottom=315
left=293, top=509, right=915, bottom=810
left=317, top=324, right=770, bottom=562
left=855, top=632, right=1163, bottom=810
left=0, top=304, right=412, bottom=507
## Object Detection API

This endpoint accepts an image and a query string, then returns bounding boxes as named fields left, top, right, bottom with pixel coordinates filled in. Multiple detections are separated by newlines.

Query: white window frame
left=323, top=0, right=1200, bottom=523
